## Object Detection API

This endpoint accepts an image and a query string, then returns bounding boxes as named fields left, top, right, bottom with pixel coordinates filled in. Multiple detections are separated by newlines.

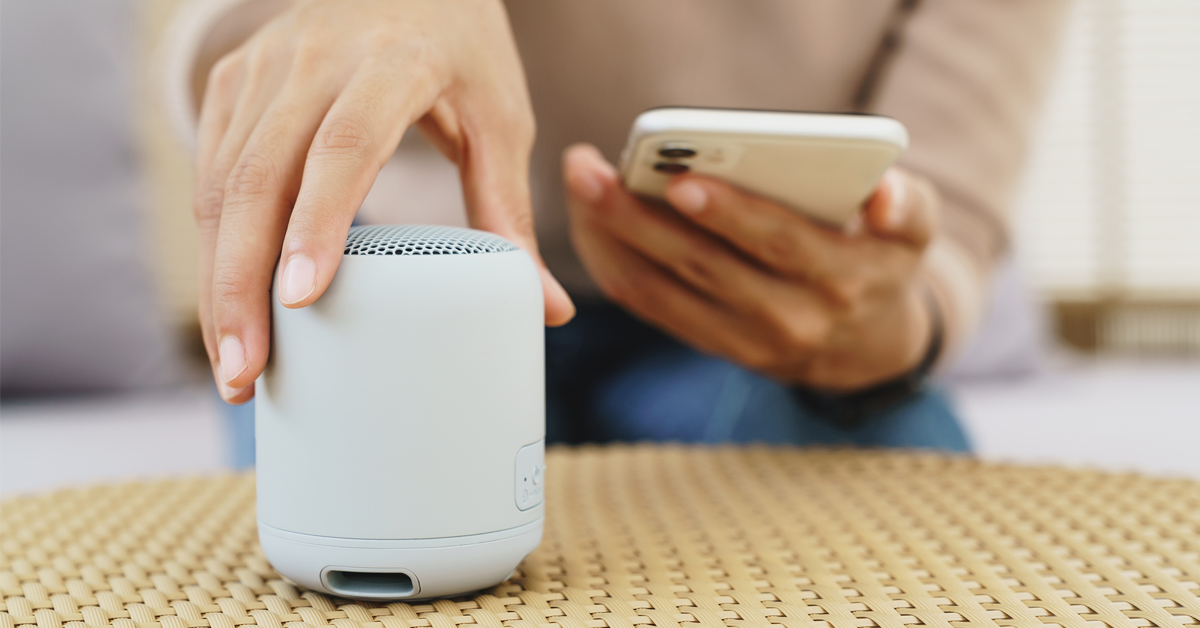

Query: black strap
left=790, top=1, right=931, bottom=428
left=853, top=0, right=923, bottom=111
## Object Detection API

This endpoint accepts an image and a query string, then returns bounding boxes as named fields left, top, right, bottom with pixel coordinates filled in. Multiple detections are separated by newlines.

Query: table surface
left=2, top=445, right=1199, bottom=628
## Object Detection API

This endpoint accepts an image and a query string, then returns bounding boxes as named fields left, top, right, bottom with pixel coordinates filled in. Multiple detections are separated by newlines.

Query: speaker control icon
left=515, top=440, right=546, bottom=511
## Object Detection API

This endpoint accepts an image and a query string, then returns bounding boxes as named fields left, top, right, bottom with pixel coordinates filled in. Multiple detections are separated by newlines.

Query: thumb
left=864, top=168, right=937, bottom=249
left=455, top=120, right=576, bottom=327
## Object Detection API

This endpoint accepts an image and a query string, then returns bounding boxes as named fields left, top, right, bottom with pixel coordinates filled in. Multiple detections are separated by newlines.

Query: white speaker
left=255, top=225, right=546, bottom=601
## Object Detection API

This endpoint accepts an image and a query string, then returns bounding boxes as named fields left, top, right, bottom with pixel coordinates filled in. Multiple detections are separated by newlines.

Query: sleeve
left=869, top=0, right=1072, bottom=360
left=159, top=0, right=292, bottom=151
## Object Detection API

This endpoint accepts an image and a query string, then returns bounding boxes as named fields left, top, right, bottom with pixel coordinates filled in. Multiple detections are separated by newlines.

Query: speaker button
left=514, top=440, right=545, bottom=511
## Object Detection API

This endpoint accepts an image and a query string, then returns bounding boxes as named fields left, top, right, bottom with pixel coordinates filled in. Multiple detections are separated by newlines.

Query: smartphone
left=618, top=107, right=908, bottom=226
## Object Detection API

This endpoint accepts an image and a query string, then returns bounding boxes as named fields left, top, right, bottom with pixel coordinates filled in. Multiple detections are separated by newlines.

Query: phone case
left=618, top=108, right=908, bottom=226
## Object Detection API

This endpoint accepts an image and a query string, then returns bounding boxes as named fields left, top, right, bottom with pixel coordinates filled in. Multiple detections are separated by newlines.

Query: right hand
left=193, top=0, right=574, bottom=403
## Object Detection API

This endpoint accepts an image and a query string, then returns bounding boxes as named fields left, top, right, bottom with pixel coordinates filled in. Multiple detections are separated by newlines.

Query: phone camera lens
left=658, top=144, right=697, bottom=159
left=653, top=162, right=690, bottom=174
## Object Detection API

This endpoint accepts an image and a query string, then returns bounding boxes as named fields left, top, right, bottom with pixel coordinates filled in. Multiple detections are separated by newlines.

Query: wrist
left=790, top=287, right=944, bottom=428
left=904, top=282, right=941, bottom=374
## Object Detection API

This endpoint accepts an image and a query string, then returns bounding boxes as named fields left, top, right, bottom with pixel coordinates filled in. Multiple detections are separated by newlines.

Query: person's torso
left=366, top=1, right=897, bottom=292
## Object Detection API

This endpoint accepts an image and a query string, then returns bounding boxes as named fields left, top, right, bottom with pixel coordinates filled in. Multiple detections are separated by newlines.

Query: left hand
left=563, top=143, right=939, bottom=392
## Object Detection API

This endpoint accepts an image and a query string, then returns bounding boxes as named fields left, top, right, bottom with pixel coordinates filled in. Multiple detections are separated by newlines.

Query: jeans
left=221, top=300, right=970, bottom=467
left=545, top=300, right=970, bottom=451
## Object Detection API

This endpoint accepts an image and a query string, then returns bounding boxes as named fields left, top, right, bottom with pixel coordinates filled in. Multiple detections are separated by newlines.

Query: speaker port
left=325, top=570, right=417, bottom=599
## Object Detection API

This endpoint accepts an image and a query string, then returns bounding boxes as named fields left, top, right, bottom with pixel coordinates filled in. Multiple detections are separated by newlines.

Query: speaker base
left=257, top=519, right=544, bottom=600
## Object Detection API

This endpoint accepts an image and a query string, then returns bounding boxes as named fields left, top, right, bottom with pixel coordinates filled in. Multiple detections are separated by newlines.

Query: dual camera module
left=653, top=143, right=696, bottom=174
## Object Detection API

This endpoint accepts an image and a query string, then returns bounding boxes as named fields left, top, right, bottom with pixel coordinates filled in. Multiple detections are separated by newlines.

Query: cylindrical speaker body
left=255, top=226, right=545, bottom=600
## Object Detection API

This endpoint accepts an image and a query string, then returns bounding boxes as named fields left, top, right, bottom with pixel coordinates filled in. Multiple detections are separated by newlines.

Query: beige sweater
left=172, top=0, right=1071, bottom=357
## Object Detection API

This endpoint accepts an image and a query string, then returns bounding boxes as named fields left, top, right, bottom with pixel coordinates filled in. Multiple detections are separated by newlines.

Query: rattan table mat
left=3, top=446, right=1200, bottom=628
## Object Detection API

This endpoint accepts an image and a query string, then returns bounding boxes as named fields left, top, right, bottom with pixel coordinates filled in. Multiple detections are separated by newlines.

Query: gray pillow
left=1, top=0, right=180, bottom=394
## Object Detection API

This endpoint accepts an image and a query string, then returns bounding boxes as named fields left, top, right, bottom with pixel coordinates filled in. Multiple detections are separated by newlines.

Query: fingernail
left=584, top=145, right=620, bottom=180
left=218, top=335, right=247, bottom=384
left=567, top=145, right=618, bottom=205
left=541, top=266, right=576, bottom=325
left=571, top=169, right=605, bottom=205
left=885, top=170, right=907, bottom=228
left=670, top=181, right=707, bottom=213
left=220, top=382, right=249, bottom=402
left=842, top=212, right=864, bottom=235
left=279, top=255, right=316, bottom=305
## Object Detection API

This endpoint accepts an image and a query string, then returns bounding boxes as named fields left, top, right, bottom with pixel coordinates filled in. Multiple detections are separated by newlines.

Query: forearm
left=921, top=235, right=987, bottom=364
left=873, top=0, right=1072, bottom=365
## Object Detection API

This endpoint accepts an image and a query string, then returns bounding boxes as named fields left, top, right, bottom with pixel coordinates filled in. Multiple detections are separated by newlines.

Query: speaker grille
left=344, top=225, right=519, bottom=256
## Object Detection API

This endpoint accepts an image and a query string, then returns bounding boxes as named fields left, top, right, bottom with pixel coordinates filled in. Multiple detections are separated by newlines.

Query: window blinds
left=1014, top=0, right=1200, bottom=300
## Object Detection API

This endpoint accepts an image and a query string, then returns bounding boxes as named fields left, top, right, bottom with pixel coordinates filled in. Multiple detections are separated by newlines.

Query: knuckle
left=242, top=43, right=282, bottom=84
left=311, top=115, right=374, bottom=158
left=290, top=37, right=327, bottom=76
left=210, top=259, right=272, bottom=312
left=207, top=53, right=244, bottom=96
left=759, top=304, right=828, bottom=356
left=739, top=344, right=780, bottom=372
left=289, top=47, right=319, bottom=78
left=224, top=152, right=279, bottom=201
left=773, top=316, right=811, bottom=354
left=594, top=270, right=633, bottom=307
left=506, top=207, right=536, bottom=239
left=760, top=230, right=799, bottom=268
left=787, top=315, right=833, bottom=350
left=613, top=277, right=653, bottom=311
left=209, top=269, right=252, bottom=305
left=830, top=277, right=867, bottom=308
left=597, top=279, right=625, bottom=305
left=193, top=179, right=225, bottom=227
left=678, top=247, right=721, bottom=291
left=774, top=328, right=808, bottom=357
left=361, top=27, right=402, bottom=58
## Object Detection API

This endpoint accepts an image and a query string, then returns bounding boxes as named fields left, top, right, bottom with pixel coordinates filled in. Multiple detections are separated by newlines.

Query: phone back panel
left=619, top=109, right=907, bottom=226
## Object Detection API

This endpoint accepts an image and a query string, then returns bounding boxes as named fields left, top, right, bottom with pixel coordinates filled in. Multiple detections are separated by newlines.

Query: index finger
left=446, top=97, right=576, bottom=327
left=274, top=63, right=440, bottom=312
left=663, top=175, right=854, bottom=282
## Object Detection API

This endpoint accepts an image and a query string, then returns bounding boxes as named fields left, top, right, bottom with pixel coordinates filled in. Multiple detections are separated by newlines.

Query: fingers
left=663, top=175, right=854, bottom=283
left=193, top=52, right=254, bottom=402
left=571, top=220, right=761, bottom=363
left=571, top=204, right=835, bottom=376
left=565, top=143, right=831, bottom=356
left=208, top=77, right=342, bottom=392
left=268, top=65, right=439, bottom=327
left=195, top=53, right=243, bottom=186
left=862, top=168, right=937, bottom=248
left=196, top=39, right=308, bottom=397
left=562, top=143, right=619, bottom=205
left=453, top=99, right=575, bottom=326
left=563, top=144, right=822, bottom=316
left=190, top=0, right=575, bottom=404
left=564, top=142, right=940, bottom=385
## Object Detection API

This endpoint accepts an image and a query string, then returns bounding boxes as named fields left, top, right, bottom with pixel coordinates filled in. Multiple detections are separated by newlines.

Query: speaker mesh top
left=343, top=225, right=519, bottom=256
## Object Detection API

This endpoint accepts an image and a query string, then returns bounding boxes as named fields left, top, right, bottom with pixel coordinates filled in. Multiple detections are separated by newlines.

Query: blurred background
left=2, top=0, right=1198, bottom=495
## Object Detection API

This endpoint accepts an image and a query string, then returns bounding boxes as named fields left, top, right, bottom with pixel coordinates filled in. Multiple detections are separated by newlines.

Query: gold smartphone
left=618, top=107, right=908, bottom=226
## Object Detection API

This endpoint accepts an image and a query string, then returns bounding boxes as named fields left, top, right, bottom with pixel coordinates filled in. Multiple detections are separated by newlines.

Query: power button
left=514, top=440, right=545, bottom=511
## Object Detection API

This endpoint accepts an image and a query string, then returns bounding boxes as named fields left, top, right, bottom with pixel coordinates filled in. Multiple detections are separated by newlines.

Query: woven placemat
left=3, top=446, right=1200, bottom=628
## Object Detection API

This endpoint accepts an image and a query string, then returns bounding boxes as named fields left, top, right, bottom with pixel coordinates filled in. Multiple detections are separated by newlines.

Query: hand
left=563, top=144, right=938, bottom=392
left=193, top=0, right=574, bottom=403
